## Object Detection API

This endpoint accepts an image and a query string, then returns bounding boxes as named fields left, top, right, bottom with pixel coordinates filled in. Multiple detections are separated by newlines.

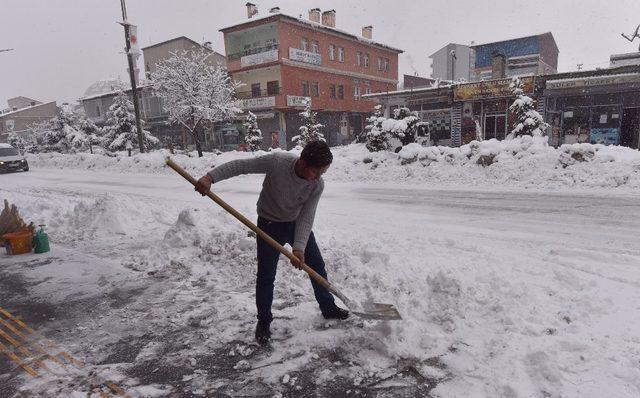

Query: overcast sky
left=1, top=0, right=639, bottom=107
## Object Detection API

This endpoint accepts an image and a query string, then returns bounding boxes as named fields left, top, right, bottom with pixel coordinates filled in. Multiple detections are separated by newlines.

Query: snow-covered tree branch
left=243, top=111, right=263, bottom=151
left=152, top=48, right=241, bottom=157
left=509, top=77, right=548, bottom=138
left=102, top=91, right=158, bottom=153
left=292, top=100, right=325, bottom=148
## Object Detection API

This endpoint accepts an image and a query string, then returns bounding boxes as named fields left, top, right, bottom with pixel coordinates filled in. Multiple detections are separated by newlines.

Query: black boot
left=322, top=305, right=349, bottom=320
left=255, top=321, right=271, bottom=345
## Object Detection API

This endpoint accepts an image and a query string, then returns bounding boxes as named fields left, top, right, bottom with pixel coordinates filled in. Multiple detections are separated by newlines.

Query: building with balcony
left=220, top=5, right=403, bottom=148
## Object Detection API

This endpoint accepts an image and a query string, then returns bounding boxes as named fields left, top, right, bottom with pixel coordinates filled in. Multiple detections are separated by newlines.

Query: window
left=354, top=86, right=361, bottom=100
left=311, top=40, right=319, bottom=54
left=329, top=44, right=335, bottom=60
left=338, top=47, right=344, bottom=62
left=330, top=84, right=336, bottom=98
left=356, top=51, right=362, bottom=67
left=302, top=80, right=309, bottom=96
left=300, top=38, right=308, bottom=51
left=311, top=82, right=319, bottom=97
left=96, top=105, right=101, bottom=117
left=378, top=57, right=383, bottom=70
left=384, top=58, right=389, bottom=71
left=337, top=85, right=344, bottom=99
left=267, top=80, right=279, bottom=95
left=251, top=83, right=261, bottom=97
left=364, top=53, right=370, bottom=68
left=365, top=87, right=371, bottom=95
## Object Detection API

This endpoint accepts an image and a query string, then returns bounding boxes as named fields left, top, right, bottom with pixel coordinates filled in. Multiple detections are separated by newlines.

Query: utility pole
left=450, top=49, right=457, bottom=83
left=576, top=63, right=583, bottom=71
left=118, top=0, right=145, bottom=153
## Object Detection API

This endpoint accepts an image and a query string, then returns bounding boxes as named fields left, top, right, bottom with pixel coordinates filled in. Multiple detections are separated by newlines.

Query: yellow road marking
left=0, top=306, right=128, bottom=396
left=0, top=339, right=39, bottom=377
left=0, top=317, right=67, bottom=367
left=0, top=306, right=83, bottom=367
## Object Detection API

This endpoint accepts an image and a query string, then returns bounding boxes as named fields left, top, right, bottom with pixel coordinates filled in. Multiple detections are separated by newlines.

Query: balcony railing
left=227, top=44, right=279, bottom=61
left=235, top=88, right=280, bottom=99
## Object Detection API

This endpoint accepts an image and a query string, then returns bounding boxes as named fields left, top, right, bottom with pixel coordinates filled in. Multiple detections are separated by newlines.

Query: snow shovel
left=166, top=158, right=401, bottom=321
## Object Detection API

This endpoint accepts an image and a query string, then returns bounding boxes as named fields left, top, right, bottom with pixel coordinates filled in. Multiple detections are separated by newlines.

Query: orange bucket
left=2, top=231, right=33, bottom=255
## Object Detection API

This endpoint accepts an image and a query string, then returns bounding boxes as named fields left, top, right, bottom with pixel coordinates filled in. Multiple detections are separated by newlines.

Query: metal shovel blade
left=349, top=302, right=402, bottom=321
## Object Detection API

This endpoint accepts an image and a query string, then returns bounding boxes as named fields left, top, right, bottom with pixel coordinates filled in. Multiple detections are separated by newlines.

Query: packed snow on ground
left=26, top=136, right=640, bottom=190
left=2, top=139, right=640, bottom=396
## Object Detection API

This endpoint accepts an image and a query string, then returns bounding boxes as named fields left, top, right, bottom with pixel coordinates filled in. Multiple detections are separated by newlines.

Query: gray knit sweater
left=208, top=152, right=324, bottom=251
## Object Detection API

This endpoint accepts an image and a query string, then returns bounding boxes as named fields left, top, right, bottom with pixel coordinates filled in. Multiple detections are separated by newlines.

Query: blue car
left=0, top=143, right=29, bottom=173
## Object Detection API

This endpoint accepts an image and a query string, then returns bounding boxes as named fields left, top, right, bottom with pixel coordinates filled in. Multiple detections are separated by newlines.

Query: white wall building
left=429, top=43, right=474, bottom=82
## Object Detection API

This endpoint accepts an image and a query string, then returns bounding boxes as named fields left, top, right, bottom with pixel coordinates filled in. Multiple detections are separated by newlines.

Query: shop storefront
left=544, top=69, right=640, bottom=148
left=453, top=76, right=537, bottom=144
left=364, top=86, right=453, bottom=146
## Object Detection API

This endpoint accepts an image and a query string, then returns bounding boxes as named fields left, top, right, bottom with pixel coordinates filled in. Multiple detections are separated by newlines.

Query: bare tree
left=621, top=24, right=640, bottom=51
left=152, top=48, right=241, bottom=157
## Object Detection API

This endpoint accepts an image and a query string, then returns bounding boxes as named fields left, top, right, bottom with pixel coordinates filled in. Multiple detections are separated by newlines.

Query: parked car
left=0, top=143, right=29, bottom=173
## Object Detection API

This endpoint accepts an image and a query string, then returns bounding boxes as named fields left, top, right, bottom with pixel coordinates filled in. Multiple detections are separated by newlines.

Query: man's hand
left=195, top=174, right=213, bottom=196
left=291, top=250, right=305, bottom=270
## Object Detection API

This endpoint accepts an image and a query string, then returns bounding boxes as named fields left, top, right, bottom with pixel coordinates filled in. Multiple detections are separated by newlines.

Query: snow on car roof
left=0, top=143, right=15, bottom=148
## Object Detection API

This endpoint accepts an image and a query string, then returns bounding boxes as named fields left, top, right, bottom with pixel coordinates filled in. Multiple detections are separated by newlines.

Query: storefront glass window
left=562, top=107, right=590, bottom=144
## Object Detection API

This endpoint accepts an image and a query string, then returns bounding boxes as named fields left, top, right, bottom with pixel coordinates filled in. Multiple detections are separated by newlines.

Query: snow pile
left=26, top=137, right=640, bottom=189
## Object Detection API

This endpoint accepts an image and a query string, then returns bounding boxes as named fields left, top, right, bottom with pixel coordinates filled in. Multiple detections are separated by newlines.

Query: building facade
left=543, top=65, right=640, bottom=148
left=0, top=100, right=58, bottom=142
left=142, top=36, right=225, bottom=79
left=221, top=6, right=402, bottom=148
left=429, top=43, right=474, bottom=82
left=80, top=37, right=229, bottom=151
left=471, top=33, right=558, bottom=81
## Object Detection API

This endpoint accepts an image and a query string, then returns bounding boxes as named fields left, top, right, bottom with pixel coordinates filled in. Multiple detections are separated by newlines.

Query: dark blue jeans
left=256, top=216, right=335, bottom=324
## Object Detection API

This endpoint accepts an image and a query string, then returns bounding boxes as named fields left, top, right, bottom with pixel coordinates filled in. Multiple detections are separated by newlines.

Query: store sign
left=289, top=48, right=321, bottom=65
left=546, top=74, right=640, bottom=90
left=286, top=95, right=310, bottom=107
left=454, top=76, right=534, bottom=101
left=237, top=96, right=275, bottom=110
left=254, top=112, right=275, bottom=119
left=240, top=49, right=278, bottom=68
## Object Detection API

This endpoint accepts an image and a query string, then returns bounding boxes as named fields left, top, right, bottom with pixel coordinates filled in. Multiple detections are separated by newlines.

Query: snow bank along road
left=1, top=167, right=640, bottom=397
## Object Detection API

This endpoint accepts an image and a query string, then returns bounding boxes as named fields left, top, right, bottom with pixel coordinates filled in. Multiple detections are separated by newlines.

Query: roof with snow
left=80, top=82, right=153, bottom=102
left=141, top=36, right=225, bottom=58
left=0, top=101, right=57, bottom=118
left=220, top=13, right=403, bottom=54
left=362, top=84, right=452, bottom=99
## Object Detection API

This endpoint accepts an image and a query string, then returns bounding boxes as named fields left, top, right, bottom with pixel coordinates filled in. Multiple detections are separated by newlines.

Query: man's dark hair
left=300, top=140, right=333, bottom=168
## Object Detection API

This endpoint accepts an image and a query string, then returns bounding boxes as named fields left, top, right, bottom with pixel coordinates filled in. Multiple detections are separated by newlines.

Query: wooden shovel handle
left=166, top=158, right=342, bottom=298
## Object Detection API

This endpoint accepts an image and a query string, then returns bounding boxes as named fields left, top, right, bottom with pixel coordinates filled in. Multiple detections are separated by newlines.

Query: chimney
left=362, top=25, right=372, bottom=39
left=321, top=9, right=335, bottom=27
left=309, top=8, right=321, bottom=23
left=246, top=2, right=258, bottom=19
left=269, top=6, right=280, bottom=13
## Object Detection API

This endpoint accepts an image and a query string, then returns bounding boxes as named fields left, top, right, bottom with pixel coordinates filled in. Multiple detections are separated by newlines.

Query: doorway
left=484, top=114, right=507, bottom=140
left=621, top=107, right=640, bottom=148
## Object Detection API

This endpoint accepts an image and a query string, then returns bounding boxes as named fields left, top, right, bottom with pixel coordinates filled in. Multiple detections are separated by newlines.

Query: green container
left=33, top=225, right=50, bottom=254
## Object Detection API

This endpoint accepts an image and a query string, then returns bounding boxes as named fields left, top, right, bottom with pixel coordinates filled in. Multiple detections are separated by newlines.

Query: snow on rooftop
left=545, top=72, right=640, bottom=85
left=0, top=101, right=56, bottom=118
left=221, top=12, right=402, bottom=53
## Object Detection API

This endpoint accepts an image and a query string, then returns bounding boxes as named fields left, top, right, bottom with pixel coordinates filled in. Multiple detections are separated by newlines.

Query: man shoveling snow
left=195, top=140, right=349, bottom=345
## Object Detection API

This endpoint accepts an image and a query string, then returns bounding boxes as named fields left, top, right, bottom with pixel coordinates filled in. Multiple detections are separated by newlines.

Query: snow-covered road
left=2, top=168, right=640, bottom=397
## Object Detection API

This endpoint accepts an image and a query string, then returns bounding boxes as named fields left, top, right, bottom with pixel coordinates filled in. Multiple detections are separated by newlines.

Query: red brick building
left=220, top=6, right=402, bottom=148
